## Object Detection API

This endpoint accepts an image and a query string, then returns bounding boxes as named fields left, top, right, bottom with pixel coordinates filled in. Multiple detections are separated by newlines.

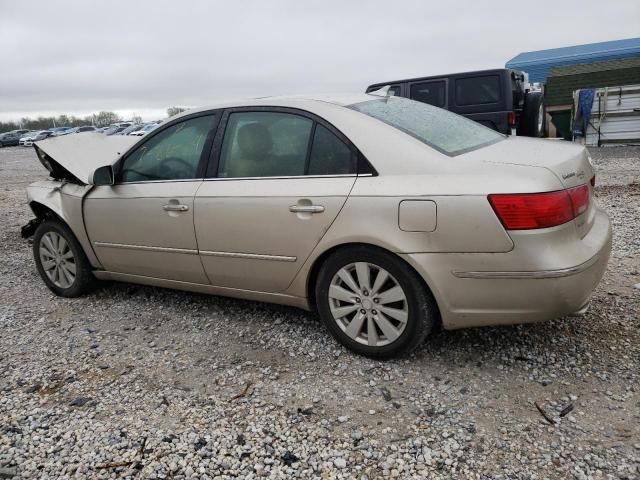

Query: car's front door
left=194, top=108, right=359, bottom=292
left=84, top=113, right=218, bottom=283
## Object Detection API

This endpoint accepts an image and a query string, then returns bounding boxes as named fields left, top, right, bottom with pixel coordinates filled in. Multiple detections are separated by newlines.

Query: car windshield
left=348, top=96, right=504, bottom=156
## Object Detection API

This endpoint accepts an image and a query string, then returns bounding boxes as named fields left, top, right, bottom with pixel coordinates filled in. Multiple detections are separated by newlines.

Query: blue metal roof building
left=506, top=38, right=640, bottom=83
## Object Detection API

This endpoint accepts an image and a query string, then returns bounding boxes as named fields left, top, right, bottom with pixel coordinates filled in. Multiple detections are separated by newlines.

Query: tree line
left=0, top=107, right=188, bottom=134
left=0, top=111, right=124, bottom=133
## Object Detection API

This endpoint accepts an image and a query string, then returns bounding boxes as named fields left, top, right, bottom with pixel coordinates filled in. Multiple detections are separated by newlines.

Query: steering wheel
left=161, top=157, right=192, bottom=178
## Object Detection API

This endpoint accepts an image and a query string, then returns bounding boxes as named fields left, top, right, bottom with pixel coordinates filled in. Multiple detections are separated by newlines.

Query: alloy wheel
left=39, top=231, right=76, bottom=289
left=328, top=262, right=408, bottom=347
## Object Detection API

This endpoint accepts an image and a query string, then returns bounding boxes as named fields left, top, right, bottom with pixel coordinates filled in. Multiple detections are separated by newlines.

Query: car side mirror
left=91, top=165, right=114, bottom=186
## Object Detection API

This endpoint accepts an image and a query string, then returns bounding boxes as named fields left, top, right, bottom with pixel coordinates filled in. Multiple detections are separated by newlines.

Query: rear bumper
left=402, top=208, right=612, bottom=329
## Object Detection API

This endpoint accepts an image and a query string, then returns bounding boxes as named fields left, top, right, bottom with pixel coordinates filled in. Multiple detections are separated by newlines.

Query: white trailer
left=576, top=85, right=640, bottom=146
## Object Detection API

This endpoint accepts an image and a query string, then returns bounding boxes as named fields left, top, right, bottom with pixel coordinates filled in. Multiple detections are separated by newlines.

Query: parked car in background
left=366, top=68, right=545, bottom=137
left=22, top=130, right=54, bottom=146
left=20, top=131, right=50, bottom=145
left=22, top=93, right=610, bottom=358
left=48, top=127, right=71, bottom=133
left=0, top=130, right=31, bottom=147
left=129, top=123, right=158, bottom=136
left=102, top=126, right=124, bottom=136
left=118, top=124, right=144, bottom=135
left=51, top=127, right=75, bottom=137
left=19, top=131, right=37, bottom=146
left=70, top=126, right=98, bottom=134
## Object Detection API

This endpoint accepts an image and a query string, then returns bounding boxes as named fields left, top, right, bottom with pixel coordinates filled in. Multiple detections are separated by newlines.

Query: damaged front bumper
left=21, top=218, right=39, bottom=238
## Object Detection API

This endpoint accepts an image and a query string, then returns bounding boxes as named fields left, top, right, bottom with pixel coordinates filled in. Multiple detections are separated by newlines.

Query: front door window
left=119, top=115, right=214, bottom=182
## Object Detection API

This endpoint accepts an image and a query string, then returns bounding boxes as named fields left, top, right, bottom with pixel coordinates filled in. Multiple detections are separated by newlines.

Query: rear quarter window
left=410, top=81, right=446, bottom=107
left=455, top=75, right=501, bottom=106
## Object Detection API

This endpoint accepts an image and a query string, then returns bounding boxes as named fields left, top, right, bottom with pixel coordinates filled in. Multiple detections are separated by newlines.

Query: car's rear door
left=194, top=107, right=358, bottom=292
left=84, top=112, right=219, bottom=283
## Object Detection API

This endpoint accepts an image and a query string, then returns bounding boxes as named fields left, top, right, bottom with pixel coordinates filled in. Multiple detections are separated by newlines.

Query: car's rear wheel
left=33, top=219, right=95, bottom=297
left=315, top=246, right=437, bottom=358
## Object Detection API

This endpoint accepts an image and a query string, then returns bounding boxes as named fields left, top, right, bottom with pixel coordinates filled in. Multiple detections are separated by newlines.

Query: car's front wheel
left=33, top=219, right=95, bottom=297
left=315, top=246, right=437, bottom=358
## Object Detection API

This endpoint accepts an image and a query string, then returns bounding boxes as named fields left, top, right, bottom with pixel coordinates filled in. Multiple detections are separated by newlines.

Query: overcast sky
left=1, top=0, right=638, bottom=122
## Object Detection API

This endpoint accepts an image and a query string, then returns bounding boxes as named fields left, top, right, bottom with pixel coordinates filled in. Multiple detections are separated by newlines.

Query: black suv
left=366, top=68, right=544, bottom=137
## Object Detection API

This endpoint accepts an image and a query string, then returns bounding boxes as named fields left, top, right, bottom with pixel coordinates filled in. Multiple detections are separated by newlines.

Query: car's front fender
left=26, top=180, right=102, bottom=268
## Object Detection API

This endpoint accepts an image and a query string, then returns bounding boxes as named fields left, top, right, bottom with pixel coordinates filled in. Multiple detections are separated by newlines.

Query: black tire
left=33, top=219, right=95, bottom=297
left=315, top=246, right=438, bottom=359
left=519, top=92, right=545, bottom=137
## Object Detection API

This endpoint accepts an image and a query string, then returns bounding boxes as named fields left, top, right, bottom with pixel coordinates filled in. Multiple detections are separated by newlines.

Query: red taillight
left=568, top=184, right=590, bottom=216
left=488, top=184, right=590, bottom=230
left=507, top=112, right=517, bottom=127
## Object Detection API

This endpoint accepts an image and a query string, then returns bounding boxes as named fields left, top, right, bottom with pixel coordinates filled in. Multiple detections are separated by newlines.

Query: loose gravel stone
left=0, top=146, right=638, bottom=479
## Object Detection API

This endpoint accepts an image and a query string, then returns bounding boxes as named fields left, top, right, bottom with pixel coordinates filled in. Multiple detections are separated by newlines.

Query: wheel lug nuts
left=373, top=298, right=379, bottom=303
left=372, top=310, right=378, bottom=315
left=355, top=298, right=361, bottom=303
left=360, top=309, right=366, bottom=314
left=363, top=290, right=369, bottom=296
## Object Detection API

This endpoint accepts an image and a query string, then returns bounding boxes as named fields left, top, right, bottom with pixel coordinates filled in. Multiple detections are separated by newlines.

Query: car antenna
left=368, top=85, right=393, bottom=102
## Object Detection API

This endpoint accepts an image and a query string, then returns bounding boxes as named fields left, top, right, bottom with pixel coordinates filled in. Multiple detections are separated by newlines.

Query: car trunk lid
left=464, top=136, right=596, bottom=238
left=478, top=136, right=594, bottom=188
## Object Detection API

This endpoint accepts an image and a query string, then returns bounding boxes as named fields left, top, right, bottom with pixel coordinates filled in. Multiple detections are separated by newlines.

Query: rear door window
left=218, top=112, right=313, bottom=178
left=410, top=80, right=446, bottom=107
left=455, top=75, right=501, bottom=106
left=217, top=112, right=357, bottom=178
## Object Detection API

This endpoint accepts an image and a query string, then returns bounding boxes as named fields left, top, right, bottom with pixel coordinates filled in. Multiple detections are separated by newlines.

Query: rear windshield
left=348, top=97, right=503, bottom=156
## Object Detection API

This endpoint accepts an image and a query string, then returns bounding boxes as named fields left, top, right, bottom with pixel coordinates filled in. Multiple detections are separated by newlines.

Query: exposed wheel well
left=30, top=201, right=62, bottom=221
left=22, top=202, right=65, bottom=238
left=306, top=242, right=440, bottom=322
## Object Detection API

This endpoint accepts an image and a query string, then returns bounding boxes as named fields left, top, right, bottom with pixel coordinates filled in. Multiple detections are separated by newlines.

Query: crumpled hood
left=34, top=133, right=138, bottom=184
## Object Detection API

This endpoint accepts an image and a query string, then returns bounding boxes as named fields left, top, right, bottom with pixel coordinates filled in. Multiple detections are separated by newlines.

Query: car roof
left=172, top=93, right=377, bottom=120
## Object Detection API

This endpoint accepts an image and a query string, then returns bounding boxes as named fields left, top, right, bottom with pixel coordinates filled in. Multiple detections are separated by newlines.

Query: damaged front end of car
left=21, top=134, right=136, bottom=270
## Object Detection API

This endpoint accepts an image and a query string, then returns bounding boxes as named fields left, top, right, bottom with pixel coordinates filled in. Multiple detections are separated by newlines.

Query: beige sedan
left=23, top=93, right=611, bottom=357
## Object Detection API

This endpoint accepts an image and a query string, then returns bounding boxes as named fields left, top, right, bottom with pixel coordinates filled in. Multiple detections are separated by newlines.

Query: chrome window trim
left=115, top=178, right=204, bottom=185
left=452, top=253, right=600, bottom=279
left=199, top=250, right=297, bottom=262
left=115, top=174, right=367, bottom=185
left=203, top=174, right=358, bottom=182
left=94, top=242, right=198, bottom=255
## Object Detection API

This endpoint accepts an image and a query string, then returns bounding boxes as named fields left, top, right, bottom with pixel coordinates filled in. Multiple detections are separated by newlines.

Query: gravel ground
left=0, top=145, right=638, bottom=480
